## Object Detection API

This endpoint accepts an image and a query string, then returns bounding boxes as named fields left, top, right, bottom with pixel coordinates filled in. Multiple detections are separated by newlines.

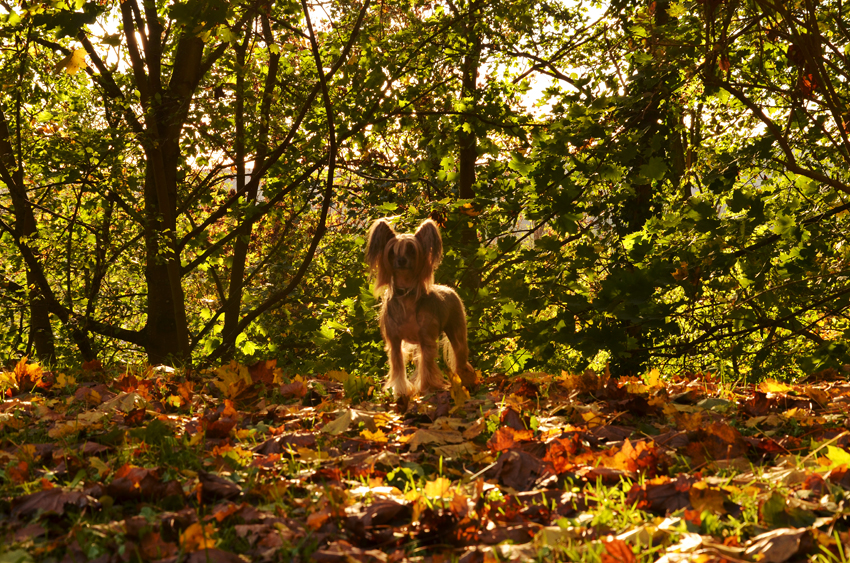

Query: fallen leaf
left=12, top=488, right=98, bottom=519
left=322, top=409, right=353, bottom=435
left=744, top=528, right=806, bottom=563
left=602, top=538, right=637, bottom=563
left=181, top=522, right=218, bottom=551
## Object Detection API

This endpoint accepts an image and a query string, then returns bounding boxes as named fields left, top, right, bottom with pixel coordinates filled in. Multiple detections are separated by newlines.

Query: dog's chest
left=397, top=314, right=423, bottom=343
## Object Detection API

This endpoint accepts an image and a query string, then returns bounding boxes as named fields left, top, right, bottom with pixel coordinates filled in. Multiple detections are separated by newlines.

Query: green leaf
left=772, top=213, right=795, bottom=236
left=508, top=153, right=533, bottom=176
left=826, top=445, right=850, bottom=466
left=639, top=157, right=667, bottom=181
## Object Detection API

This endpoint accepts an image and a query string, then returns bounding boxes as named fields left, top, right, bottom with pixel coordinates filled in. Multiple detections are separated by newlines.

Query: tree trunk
left=457, top=9, right=481, bottom=290
left=221, top=34, right=253, bottom=358
left=0, top=106, right=56, bottom=364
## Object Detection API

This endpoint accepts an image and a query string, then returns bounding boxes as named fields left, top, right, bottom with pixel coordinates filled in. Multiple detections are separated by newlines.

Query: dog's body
left=366, top=218, right=477, bottom=396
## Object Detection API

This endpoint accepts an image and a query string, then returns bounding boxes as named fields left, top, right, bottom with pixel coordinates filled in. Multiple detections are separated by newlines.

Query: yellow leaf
left=449, top=373, right=469, bottom=409
left=56, top=373, right=76, bottom=388
left=55, top=49, right=87, bottom=76
left=326, top=370, right=350, bottom=382
left=424, top=477, right=453, bottom=498
left=48, top=421, right=80, bottom=439
left=581, top=410, right=605, bottom=429
left=297, top=447, right=330, bottom=461
left=213, top=361, right=252, bottom=398
left=0, top=371, right=17, bottom=393
left=433, top=442, right=479, bottom=458
left=86, top=389, right=102, bottom=406
left=644, top=368, right=662, bottom=388
left=758, top=379, right=793, bottom=394
left=360, top=428, right=387, bottom=442
left=17, top=444, right=37, bottom=463
left=180, top=522, right=216, bottom=551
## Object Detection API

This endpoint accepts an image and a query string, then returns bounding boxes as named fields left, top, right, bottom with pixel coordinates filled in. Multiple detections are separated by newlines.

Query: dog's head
left=365, top=218, right=443, bottom=296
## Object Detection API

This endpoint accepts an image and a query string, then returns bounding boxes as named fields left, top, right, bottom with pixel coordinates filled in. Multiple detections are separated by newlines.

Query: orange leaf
left=7, top=461, right=29, bottom=484
left=14, top=357, right=45, bottom=390
left=222, top=399, right=238, bottom=419
left=487, top=427, right=533, bottom=452
left=249, top=359, right=277, bottom=386
left=602, top=538, right=636, bottom=563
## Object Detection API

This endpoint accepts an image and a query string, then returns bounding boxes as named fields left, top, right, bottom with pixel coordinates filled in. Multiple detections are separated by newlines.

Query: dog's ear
left=366, top=219, right=396, bottom=287
left=415, top=219, right=443, bottom=270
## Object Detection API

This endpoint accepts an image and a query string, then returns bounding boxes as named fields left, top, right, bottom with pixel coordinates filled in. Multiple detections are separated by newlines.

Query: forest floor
left=1, top=359, right=850, bottom=562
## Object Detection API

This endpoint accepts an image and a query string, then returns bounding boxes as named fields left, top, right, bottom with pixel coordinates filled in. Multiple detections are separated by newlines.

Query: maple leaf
left=688, top=481, right=729, bottom=515
left=360, top=428, right=387, bottom=442
left=199, top=470, right=242, bottom=502
left=81, top=359, right=103, bottom=372
left=11, top=488, right=98, bottom=518
left=248, top=359, right=279, bottom=386
left=449, top=372, right=470, bottom=408
left=107, top=465, right=183, bottom=501
left=424, top=476, right=453, bottom=498
left=759, top=379, right=794, bottom=394
left=14, top=357, right=45, bottom=391
left=626, top=474, right=695, bottom=514
left=482, top=450, right=549, bottom=491
left=401, top=428, right=464, bottom=452
left=544, top=433, right=581, bottom=474
left=213, top=361, right=253, bottom=398
left=321, top=409, right=353, bottom=435
left=279, top=378, right=308, bottom=398
left=115, top=372, right=140, bottom=392
left=54, top=49, right=87, bottom=75
left=491, top=426, right=534, bottom=453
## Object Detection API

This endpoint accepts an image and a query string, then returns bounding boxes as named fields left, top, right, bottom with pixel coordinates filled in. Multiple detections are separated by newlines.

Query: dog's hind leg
left=414, top=337, right=448, bottom=394
left=444, top=326, right=477, bottom=389
left=385, top=338, right=412, bottom=396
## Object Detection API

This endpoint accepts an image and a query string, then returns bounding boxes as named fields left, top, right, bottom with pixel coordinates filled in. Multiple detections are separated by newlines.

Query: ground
left=1, top=359, right=849, bottom=562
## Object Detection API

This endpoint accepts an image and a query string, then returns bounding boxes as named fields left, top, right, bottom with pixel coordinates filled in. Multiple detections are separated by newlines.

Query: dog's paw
left=457, top=364, right=478, bottom=389
left=417, top=379, right=449, bottom=396
left=384, top=375, right=413, bottom=398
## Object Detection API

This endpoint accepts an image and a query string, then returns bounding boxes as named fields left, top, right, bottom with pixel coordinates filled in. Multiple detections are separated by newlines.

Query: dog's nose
left=395, top=256, right=408, bottom=268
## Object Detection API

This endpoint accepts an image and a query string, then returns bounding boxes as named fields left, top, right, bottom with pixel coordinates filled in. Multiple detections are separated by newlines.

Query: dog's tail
left=441, top=336, right=457, bottom=374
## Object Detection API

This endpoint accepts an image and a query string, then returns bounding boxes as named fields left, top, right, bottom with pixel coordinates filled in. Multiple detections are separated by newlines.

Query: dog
left=365, top=218, right=477, bottom=397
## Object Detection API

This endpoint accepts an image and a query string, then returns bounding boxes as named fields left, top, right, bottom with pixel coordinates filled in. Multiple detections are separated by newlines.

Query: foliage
left=1, top=0, right=850, bottom=381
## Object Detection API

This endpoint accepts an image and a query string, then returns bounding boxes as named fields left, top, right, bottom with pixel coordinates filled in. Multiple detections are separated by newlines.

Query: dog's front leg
left=415, top=336, right=448, bottom=394
left=385, top=337, right=412, bottom=396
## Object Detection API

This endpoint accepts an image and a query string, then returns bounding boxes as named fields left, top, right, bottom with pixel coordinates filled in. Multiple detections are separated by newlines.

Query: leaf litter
left=2, top=360, right=850, bottom=562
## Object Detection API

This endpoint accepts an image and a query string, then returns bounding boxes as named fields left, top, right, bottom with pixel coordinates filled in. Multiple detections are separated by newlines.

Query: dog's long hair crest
left=365, top=218, right=444, bottom=298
